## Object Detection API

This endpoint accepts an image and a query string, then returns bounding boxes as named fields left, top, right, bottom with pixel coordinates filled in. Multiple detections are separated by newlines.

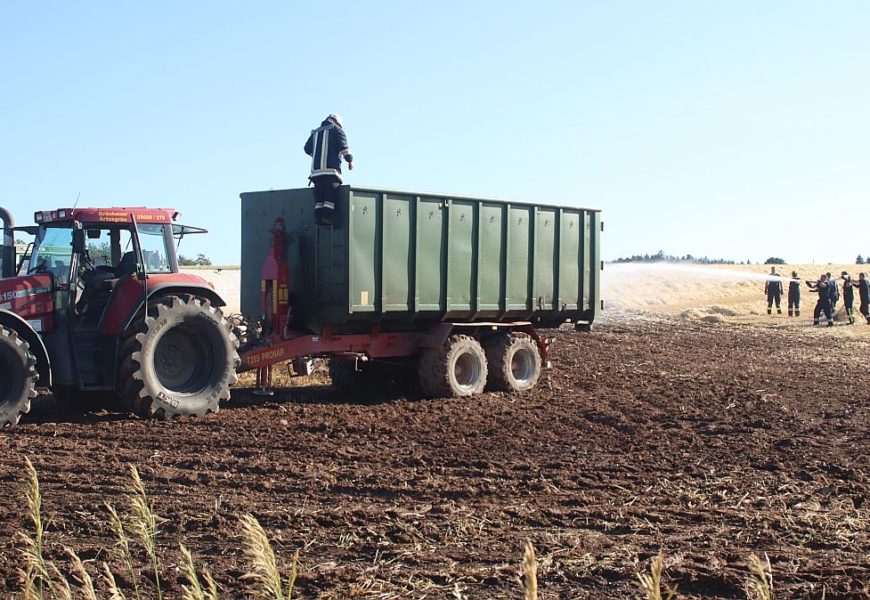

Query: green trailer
left=241, top=186, right=601, bottom=332
left=238, top=186, right=601, bottom=399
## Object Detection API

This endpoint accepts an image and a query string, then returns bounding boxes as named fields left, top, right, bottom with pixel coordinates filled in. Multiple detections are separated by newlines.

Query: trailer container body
left=240, top=186, right=601, bottom=334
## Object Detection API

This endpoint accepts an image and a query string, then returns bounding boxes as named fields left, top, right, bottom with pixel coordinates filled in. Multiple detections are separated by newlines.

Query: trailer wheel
left=119, top=295, right=239, bottom=419
left=418, top=334, right=488, bottom=398
left=484, top=332, right=542, bottom=392
left=0, top=326, right=37, bottom=427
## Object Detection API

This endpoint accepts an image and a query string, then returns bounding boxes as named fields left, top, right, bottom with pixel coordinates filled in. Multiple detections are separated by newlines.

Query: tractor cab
left=27, top=208, right=180, bottom=327
left=8, top=207, right=208, bottom=393
left=1, top=204, right=236, bottom=426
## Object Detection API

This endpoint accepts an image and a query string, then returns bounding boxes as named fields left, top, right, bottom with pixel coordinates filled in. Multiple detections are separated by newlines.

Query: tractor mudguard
left=0, top=308, right=52, bottom=387
left=100, top=275, right=227, bottom=336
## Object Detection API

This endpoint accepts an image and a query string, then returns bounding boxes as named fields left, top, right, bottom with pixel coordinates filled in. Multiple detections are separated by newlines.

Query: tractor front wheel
left=0, top=326, right=38, bottom=427
left=119, top=295, right=239, bottom=419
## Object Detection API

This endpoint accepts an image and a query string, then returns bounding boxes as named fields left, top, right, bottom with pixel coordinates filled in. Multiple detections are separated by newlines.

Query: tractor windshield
left=28, top=226, right=73, bottom=281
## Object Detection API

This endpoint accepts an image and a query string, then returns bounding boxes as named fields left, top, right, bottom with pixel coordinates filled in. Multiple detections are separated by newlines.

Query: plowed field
left=1, top=311, right=868, bottom=598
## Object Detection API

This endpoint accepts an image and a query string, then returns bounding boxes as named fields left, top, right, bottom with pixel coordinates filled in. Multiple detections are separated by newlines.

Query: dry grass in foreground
left=11, top=458, right=795, bottom=598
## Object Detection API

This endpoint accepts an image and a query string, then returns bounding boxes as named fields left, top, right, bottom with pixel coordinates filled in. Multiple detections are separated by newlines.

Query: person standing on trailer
left=304, top=113, right=354, bottom=226
left=841, top=271, right=858, bottom=325
left=764, top=267, right=783, bottom=315
left=807, top=273, right=834, bottom=327
left=787, top=270, right=801, bottom=317
left=856, top=272, right=870, bottom=325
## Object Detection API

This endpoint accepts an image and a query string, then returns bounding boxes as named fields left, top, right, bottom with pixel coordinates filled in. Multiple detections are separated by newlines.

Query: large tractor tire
left=484, top=332, right=542, bottom=392
left=0, top=325, right=38, bottom=427
left=418, top=334, right=488, bottom=398
left=118, top=295, right=239, bottom=419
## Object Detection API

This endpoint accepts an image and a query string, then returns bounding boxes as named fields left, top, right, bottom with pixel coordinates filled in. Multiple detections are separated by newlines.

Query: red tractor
left=0, top=207, right=239, bottom=426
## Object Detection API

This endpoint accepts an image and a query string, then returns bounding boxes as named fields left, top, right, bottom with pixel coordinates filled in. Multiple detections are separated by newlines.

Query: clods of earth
left=1, top=312, right=868, bottom=598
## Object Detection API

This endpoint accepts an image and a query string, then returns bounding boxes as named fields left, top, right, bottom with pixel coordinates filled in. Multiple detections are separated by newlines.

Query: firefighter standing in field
left=787, top=270, right=801, bottom=317
left=807, top=273, right=834, bottom=327
left=857, top=272, right=870, bottom=325
left=304, top=113, right=354, bottom=226
left=764, top=267, right=783, bottom=315
left=826, top=271, right=840, bottom=313
left=841, top=271, right=858, bottom=325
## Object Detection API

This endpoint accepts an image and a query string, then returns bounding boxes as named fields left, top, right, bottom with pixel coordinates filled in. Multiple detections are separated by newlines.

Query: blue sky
left=2, top=2, right=868, bottom=264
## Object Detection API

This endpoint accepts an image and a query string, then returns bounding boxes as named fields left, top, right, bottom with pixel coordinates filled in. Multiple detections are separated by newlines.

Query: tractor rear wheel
left=119, top=295, right=239, bottom=419
left=0, top=326, right=38, bottom=427
left=418, top=334, right=488, bottom=398
left=484, top=332, right=542, bottom=392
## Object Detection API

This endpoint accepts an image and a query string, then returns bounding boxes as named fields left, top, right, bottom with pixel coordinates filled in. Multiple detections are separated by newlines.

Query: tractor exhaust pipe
left=0, top=207, right=14, bottom=278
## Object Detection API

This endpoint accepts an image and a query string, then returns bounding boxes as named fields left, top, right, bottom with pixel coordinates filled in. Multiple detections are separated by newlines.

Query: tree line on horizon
left=612, top=250, right=737, bottom=264
left=612, top=250, right=870, bottom=265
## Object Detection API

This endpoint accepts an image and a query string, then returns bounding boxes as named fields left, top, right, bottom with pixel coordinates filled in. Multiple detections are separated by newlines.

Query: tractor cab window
left=137, top=224, right=172, bottom=273
left=29, top=226, right=73, bottom=282
left=85, top=229, right=113, bottom=266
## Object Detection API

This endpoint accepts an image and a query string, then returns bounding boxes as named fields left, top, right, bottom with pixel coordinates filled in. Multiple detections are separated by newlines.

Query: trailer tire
left=418, top=334, right=488, bottom=398
left=0, top=325, right=37, bottom=427
left=119, top=295, right=239, bottom=419
left=484, top=332, right=542, bottom=392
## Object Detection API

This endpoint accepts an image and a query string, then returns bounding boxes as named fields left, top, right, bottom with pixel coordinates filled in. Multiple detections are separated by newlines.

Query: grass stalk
left=747, top=553, right=774, bottom=600
left=103, top=562, right=128, bottom=600
left=19, top=457, right=48, bottom=598
left=522, top=541, right=537, bottom=600
left=180, top=544, right=219, bottom=600
left=286, top=550, right=299, bottom=600
left=637, top=552, right=677, bottom=600
left=240, top=513, right=292, bottom=599
left=106, top=502, right=140, bottom=600
left=66, top=547, right=98, bottom=600
left=18, top=457, right=71, bottom=600
left=126, top=465, right=163, bottom=600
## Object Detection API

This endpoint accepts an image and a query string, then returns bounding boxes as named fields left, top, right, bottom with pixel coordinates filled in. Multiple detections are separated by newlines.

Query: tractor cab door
left=27, top=225, right=75, bottom=300
left=63, top=224, right=141, bottom=390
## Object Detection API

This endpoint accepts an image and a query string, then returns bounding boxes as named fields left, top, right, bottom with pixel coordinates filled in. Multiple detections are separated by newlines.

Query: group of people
left=764, top=267, right=870, bottom=327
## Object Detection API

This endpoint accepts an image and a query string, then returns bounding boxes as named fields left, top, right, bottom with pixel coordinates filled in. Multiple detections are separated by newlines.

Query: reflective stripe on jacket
left=304, top=119, right=353, bottom=181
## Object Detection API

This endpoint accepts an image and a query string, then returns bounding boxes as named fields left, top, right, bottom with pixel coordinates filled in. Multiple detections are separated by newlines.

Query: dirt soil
left=1, top=312, right=869, bottom=598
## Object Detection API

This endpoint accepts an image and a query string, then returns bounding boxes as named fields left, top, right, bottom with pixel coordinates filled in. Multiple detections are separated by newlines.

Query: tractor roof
left=35, top=207, right=179, bottom=225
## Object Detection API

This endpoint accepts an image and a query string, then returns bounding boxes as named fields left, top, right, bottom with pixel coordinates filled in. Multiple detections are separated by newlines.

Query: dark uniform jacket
left=788, top=280, right=801, bottom=300
left=304, top=119, right=353, bottom=182
left=843, top=278, right=855, bottom=303
left=828, top=279, right=840, bottom=303
left=765, top=276, right=783, bottom=296
left=858, top=279, right=870, bottom=303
